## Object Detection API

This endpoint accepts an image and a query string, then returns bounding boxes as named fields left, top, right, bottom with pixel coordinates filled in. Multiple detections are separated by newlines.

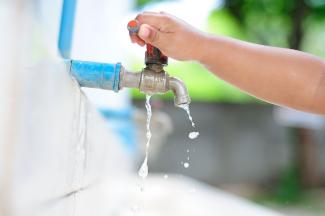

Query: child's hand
left=130, top=12, right=206, bottom=61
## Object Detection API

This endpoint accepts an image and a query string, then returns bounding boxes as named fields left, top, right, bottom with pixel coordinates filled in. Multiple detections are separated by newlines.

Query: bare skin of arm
left=131, top=12, right=325, bottom=114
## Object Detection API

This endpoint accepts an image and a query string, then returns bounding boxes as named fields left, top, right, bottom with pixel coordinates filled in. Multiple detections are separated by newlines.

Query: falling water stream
left=132, top=95, right=152, bottom=215
left=138, top=99, right=199, bottom=176
left=138, top=95, right=152, bottom=179
left=71, top=91, right=88, bottom=216
left=133, top=97, right=199, bottom=214
left=178, top=103, right=199, bottom=169
left=178, top=104, right=199, bottom=138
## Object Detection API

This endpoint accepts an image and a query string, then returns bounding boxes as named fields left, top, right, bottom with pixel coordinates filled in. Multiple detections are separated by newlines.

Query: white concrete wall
left=0, top=1, right=131, bottom=215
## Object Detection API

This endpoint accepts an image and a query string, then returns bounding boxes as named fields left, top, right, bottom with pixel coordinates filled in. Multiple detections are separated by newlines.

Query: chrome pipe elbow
left=168, top=77, right=191, bottom=106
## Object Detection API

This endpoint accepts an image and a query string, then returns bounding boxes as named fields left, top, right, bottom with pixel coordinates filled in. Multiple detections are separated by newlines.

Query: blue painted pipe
left=58, top=0, right=77, bottom=59
left=70, top=60, right=122, bottom=92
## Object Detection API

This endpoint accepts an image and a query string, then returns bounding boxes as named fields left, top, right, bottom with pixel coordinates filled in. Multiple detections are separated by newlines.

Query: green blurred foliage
left=221, top=0, right=325, bottom=51
left=135, top=0, right=168, bottom=9
left=253, top=166, right=303, bottom=205
left=274, top=166, right=303, bottom=204
left=207, top=9, right=246, bottom=40
left=131, top=0, right=325, bottom=102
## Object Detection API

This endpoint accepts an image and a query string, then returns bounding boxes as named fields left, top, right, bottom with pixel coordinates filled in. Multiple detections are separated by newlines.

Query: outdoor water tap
left=124, top=20, right=191, bottom=106
left=69, top=20, right=190, bottom=106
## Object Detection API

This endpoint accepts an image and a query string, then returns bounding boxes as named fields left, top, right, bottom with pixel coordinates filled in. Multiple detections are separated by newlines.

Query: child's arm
left=132, top=12, right=325, bottom=114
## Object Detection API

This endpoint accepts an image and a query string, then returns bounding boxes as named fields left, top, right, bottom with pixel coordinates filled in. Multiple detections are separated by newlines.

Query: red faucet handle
left=145, top=44, right=168, bottom=65
left=127, top=20, right=168, bottom=65
left=127, top=20, right=140, bottom=35
left=146, top=44, right=154, bottom=56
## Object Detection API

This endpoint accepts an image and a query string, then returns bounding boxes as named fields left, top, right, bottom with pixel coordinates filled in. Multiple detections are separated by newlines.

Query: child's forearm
left=197, top=34, right=325, bottom=114
left=133, top=12, right=325, bottom=114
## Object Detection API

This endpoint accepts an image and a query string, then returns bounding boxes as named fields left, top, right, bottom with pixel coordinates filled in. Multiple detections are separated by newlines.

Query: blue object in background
left=100, top=108, right=138, bottom=155
left=58, top=0, right=77, bottom=58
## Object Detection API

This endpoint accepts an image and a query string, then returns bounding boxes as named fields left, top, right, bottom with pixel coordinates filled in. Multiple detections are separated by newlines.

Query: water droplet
left=178, top=104, right=195, bottom=127
left=164, top=174, right=168, bottom=179
left=179, top=104, right=199, bottom=165
left=138, top=157, right=148, bottom=179
left=184, top=162, right=190, bottom=168
left=189, top=131, right=199, bottom=139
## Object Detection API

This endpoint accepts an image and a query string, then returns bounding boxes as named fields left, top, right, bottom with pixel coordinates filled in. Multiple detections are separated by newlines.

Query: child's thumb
left=138, top=24, right=162, bottom=48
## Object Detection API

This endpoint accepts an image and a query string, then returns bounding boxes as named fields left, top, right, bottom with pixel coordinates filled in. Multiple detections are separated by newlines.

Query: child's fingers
left=135, top=12, right=167, bottom=29
left=130, top=34, right=146, bottom=46
left=130, top=34, right=138, bottom=43
left=134, top=37, right=146, bottom=46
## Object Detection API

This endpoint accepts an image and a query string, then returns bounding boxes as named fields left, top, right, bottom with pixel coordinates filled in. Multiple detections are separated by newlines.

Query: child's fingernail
left=139, top=26, right=150, bottom=38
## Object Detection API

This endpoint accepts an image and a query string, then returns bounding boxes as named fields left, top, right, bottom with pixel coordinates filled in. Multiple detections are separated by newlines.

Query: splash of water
left=71, top=92, right=88, bottom=216
left=138, top=157, right=148, bottom=179
left=189, top=131, right=199, bottom=139
left=178, top=103, right=199, bottom=169
left=132, top=95, right=152, bottom=215
left=178, top=104, right=199, bottom=139
left=178, top=104, right=195, bottom=127
left=138, top=95, right=152, bottom=179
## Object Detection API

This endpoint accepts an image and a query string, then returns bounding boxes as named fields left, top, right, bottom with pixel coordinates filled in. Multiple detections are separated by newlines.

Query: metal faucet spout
left=168, top=77, right=191, bottom=106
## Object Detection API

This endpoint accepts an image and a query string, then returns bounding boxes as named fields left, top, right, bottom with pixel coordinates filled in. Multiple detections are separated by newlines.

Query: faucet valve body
left=139, top=67, right=169, bottom=95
